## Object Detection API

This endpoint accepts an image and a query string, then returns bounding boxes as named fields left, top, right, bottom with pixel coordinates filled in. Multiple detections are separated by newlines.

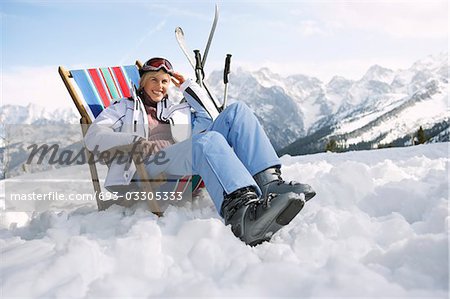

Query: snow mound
left=1, top=143, right=448, bottom=298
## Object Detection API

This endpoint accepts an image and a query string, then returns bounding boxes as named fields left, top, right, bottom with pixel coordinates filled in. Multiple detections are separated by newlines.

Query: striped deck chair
left=58, top=61, right=204, bottom=215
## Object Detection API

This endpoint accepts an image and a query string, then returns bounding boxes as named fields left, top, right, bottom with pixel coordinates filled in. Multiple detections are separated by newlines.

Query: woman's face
left=143, top=70, right=171, bottom=102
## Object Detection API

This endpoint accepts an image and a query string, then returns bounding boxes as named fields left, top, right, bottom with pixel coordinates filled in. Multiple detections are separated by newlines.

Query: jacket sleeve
left=84, top=102, right=140, bottom=153
left=180, top=79, right=219, bottom=127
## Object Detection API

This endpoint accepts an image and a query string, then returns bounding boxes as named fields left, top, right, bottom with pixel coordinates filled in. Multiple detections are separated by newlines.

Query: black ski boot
left=221, top=186, right=308, bottom=246
left=251, top=167, right=316, bottom=226
left=253, top=167, right=316, bottom=203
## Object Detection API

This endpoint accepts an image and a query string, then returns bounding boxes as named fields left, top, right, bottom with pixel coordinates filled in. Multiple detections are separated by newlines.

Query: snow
left=1, top=142, right=449, bottom=298
left=333, top=93, right=407, bottom=135
left=361, top=65, right=396, bottom=85
left=343, top=91, right=448, bottom=145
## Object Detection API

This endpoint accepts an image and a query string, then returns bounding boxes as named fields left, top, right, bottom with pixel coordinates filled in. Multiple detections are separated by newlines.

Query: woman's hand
left=171, top=72, right=186, bottom=88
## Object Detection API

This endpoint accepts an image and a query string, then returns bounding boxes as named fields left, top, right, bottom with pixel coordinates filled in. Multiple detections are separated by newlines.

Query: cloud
left=316, top=0, right=448, bottom=39
left=297, top=20, right=326, bottom=37
left=1, top=66, right=76, bottom=111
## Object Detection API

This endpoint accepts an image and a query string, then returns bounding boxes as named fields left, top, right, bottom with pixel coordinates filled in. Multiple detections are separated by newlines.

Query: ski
left=202, top=4, right=219, bottom=68
left=174, top=5, right=223, bottom=114
left=175, top=27, right=195, bottom=70
left=175, top=4, right=219, bottom=73
left=175, top=27, right=221, bottom=111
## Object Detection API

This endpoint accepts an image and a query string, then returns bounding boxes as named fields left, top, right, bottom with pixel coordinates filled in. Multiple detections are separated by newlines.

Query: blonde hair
left=139, top=71, right=154, bottom=90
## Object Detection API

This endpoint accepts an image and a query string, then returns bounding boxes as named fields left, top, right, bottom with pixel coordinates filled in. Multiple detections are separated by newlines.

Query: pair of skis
left=175, top=4, right=231, bottom=114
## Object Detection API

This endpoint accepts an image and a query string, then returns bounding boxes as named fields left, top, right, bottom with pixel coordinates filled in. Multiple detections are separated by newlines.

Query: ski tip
left=175, top=27, right=184, bottom=34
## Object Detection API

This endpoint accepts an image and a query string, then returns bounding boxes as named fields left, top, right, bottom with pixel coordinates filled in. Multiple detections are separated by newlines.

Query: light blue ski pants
left=145, top=102, right=281, bottom=212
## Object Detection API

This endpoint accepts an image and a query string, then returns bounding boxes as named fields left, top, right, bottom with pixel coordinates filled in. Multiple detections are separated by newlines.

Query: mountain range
left=1, top=52, right=448, bottom=177
left=207, top=52, right=449, bottom=153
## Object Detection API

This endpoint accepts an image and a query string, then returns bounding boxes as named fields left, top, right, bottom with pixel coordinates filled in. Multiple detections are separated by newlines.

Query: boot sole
left=276, top=197, right=305, bottom=225
left=305, top=191, right=316, bottom=202
left=247, top=197, right=305, bottom=246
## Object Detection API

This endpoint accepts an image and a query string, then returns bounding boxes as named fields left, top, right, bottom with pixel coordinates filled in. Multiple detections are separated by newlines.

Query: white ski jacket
left=84, top=79, right=219, bottom=188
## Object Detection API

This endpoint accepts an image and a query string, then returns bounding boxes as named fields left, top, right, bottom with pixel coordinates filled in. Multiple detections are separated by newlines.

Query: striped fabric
left=71, top=65, right=140, bottom=119
left=71, top=64, right=204, bottom=194
left=159, top=175, right=205, bottom=194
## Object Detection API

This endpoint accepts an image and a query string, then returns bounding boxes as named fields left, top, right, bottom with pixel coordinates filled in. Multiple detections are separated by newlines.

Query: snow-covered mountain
left=208, top=52, right=448, bottom=153
left=0, top=124, right=84, bottom=179
left=0, top=103, right=78, bottom=125
left=1, top=142, right=448, bottom=297
left=282, top=53, right=449, bottom=154
left=207, top=68, right=307, bottom=149
left=209, top=53, right=450, bottom=154
left=0, top=104, right=81, bottom=179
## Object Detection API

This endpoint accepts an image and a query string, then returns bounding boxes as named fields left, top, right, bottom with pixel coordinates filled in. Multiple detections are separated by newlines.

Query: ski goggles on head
left=140, top=57, right=174, bottom=76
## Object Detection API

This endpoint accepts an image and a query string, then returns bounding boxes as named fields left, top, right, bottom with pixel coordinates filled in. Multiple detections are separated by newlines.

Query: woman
left=85, top=57, right=316, bottom=246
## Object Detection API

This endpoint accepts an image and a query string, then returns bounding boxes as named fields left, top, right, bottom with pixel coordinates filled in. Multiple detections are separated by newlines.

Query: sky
left=0, top=0, right=448, bottom=110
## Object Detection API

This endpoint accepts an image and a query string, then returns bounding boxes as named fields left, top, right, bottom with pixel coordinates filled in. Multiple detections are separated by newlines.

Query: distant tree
left=378, top=143, right=393, bottom=149
left=325, top=139, right=338, bottom=152
left=415, top=126, right=427, bottom=145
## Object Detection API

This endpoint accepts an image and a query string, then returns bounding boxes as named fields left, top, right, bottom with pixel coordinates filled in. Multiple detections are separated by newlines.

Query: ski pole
left=222, top=54, right=232, bottom=110
left=194, top=50, right=204, bottom=87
